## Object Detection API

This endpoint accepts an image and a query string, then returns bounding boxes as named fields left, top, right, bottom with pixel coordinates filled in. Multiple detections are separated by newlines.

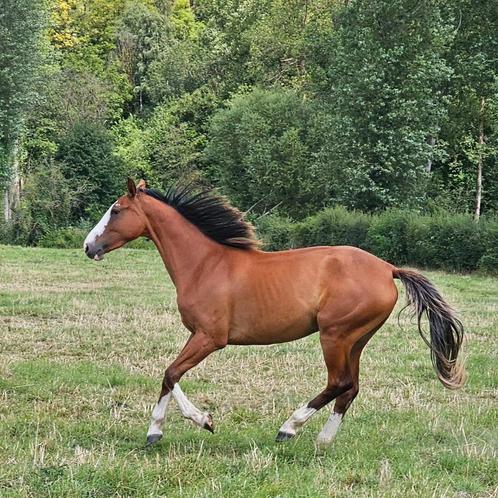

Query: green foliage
left=478, top=218, right=498, bottom=274
left=55, top=121, right=125, bottom=220
left=254, top=214, right=296, bottom=251
left=2, top=0, right=498, bottom=274
left=310, top=0, right=453, bottom=211
left=418, top=214, right=485, bottom=272
left=0, top=0, right=48, bottom=180
left=367, top=210, right=421, bottom=266
left=256, top=208, right=498, bottom=273
left=146, top=36, right=212, bottom=105
left=10, top=163, right=81, bottom=245
left=244, top=0, right=336, bottom=88
left=116, top=2, right=170, bottom=113
left=112, top=116, right=155, bottom=182
left=38, top=225, right=88, bottom=249
left=292, top=207, right=371, bottom=249
left=37, top=225, right=155, bottom=249
left=434, top=0, right=498, bottom=215
left=145, top=87, right=221, bottom=186
left=207, top=88, right=329, bottom=218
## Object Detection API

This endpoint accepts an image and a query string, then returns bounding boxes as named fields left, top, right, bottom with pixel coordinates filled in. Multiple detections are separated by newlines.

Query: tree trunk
left=2, top=142, right=20, bottom=223
left=3, top=190, right=9, bottom=222
left=474, top=98, right=485, bottom=222
left=426, top=136, right=435, bottom=173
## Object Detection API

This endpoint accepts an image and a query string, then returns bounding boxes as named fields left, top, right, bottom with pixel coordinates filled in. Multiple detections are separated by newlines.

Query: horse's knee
left=162, top=368, right=179, bottom=391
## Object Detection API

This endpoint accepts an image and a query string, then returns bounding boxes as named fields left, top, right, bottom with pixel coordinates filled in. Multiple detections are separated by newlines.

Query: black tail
left=394, top=269, right=466, bottom=389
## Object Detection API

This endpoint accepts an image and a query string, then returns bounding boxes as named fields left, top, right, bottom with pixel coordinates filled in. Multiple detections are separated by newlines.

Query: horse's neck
left=141, top=198, right=220, bottom=288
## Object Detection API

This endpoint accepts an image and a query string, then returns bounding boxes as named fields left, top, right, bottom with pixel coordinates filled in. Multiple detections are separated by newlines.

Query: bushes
left=37, top=226, right=155, bottom=250
left=255, top=214, right=296, bottom=251
left=2, top=190, right=496, bottom=274
left=366, top=210, right=418, bottom=265
left=38, top=226, right=88, bottom=249
left=477, top=219, right=498, bottom=275
left=8, top=164, right=81, bottom=246
left=255, top=209, right=498, bottom=273
left=420, top=214, right=486, bottom=272
left=292, top=207, right=371, bottom=249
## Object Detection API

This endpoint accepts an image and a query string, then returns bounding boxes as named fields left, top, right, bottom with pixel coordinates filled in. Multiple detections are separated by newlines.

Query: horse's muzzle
left=84, top=242, right=105, bottom=261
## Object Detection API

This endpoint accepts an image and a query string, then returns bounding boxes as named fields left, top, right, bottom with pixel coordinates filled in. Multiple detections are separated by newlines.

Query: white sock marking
left=147, top=393, right=171, bottom=437
left=279, top=405, right=317, bottom=435
left=172, top=384, right=210, bottom=428
left=84, top=202, right=115, bottom=248
left=316, top=412, right=343, bottom=446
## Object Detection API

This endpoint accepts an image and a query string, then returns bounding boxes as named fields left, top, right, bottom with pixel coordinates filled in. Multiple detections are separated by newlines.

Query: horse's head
left=84, top=178, right=148, bottom=261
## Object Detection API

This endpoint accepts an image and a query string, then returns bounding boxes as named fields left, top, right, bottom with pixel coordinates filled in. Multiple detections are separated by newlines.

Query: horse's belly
left=227, top=303, right=318, bottom=345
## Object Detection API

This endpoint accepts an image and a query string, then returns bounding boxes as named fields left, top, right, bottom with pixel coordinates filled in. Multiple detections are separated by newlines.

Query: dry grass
left=0, top=245, right=497, bottom=497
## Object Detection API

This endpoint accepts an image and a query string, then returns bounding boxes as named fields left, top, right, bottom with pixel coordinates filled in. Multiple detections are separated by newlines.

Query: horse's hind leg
left=276, top=331, right=353, bottom=442
left=315, top=324, right=383, bottom=446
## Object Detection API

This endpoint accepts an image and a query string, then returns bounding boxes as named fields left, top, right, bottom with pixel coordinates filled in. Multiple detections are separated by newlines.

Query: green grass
left=0, top=245, right=497, bottom=497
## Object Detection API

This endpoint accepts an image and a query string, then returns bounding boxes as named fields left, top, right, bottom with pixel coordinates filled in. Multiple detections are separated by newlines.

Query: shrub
left=56, top=120, right=125, bottom=221
left=478, top=219, right=498, bottom=275
left=292, top=207, right=371, bottom=249
left=38, top=226, right=155, bottom=250
left=0, top=219, right=15, bottom=245
left=9, top=163, right=81, bottom=245
left=256, top=215, right=295, bottom=251
left=367, top=210, right=420, bottom=265
left=423, top=214, right=485, bottom=272
left=255, top=208, right=497, bottom=273
left=38, top=226, right=87, bottom=249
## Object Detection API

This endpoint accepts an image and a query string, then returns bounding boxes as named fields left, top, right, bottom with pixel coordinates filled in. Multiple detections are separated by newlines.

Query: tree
left=245, top=0, right=336, bottom=88
left=436, top=0, right=498, bottom=220
left=0, top=0, right=48, bottom=221
left=116, top=2, right=170, bottom=113
left=207, top=88, right=329, bottom=218
left=309, top=0, right=453, bottom=211
left=55, top=121, right=124, bottom=220
left=145, top=86, right=220, bottom=186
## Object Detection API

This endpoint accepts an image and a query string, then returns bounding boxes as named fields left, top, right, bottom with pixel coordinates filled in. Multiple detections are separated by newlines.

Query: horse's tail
left=393, top=268, right=466, bottom=389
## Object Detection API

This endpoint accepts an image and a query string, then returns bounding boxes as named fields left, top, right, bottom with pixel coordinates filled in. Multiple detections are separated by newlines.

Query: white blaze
left=83, top=202, right=115, bottom=248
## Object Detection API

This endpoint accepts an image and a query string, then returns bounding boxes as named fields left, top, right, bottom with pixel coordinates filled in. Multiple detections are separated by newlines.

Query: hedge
left=256, top=208, right=498, bottom=274
left=1, top=207, right=497, bottom=274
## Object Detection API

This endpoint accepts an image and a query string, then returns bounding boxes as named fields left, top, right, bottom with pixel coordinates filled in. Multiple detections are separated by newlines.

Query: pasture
left=0, top=245, right=497, bottom=497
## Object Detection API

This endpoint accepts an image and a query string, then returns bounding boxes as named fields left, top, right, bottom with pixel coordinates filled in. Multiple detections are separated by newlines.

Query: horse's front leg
left=146, top=331, right=220, bottom=445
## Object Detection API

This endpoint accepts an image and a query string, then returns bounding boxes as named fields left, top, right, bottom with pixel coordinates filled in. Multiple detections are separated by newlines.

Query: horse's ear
left=127, top=178, right=137, bottom=198
left=137, top=179, right=147, bottom=191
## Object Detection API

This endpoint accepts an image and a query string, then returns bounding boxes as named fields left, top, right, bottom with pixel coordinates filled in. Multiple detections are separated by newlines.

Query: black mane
left=144, top=186, right=259, bottom=250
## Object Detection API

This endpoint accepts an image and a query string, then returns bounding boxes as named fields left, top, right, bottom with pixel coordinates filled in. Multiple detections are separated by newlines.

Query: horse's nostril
left=84, top=243, right=89, bottom=254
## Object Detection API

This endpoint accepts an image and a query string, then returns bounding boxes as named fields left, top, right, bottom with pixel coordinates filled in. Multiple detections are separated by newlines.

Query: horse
left=84, top=179, right=465, bottom=447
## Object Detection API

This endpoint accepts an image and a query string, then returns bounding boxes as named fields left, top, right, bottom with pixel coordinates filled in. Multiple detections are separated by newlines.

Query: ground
left=0, top=245, right=496, bottom=497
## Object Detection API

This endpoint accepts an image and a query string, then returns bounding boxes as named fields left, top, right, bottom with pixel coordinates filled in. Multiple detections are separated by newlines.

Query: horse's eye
left=111, top=208, right=119, bottom=216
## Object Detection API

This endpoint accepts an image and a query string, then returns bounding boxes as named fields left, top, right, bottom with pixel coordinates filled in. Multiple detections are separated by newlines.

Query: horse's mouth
left=93, top=249, right=105, bottom=261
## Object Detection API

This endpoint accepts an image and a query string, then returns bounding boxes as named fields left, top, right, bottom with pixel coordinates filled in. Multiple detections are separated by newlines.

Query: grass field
left=0, top=245, right=497, bottom=497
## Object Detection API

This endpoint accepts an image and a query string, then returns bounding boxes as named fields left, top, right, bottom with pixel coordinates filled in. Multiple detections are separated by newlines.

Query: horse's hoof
left=146, top=433, right=163, bottom=446
left=275, top=431, right=294, bottom=442
left=203, top=414, right=214, bottom=433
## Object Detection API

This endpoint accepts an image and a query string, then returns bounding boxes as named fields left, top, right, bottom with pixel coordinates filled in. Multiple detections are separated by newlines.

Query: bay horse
left=84, top=179, right=465, bottom=446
